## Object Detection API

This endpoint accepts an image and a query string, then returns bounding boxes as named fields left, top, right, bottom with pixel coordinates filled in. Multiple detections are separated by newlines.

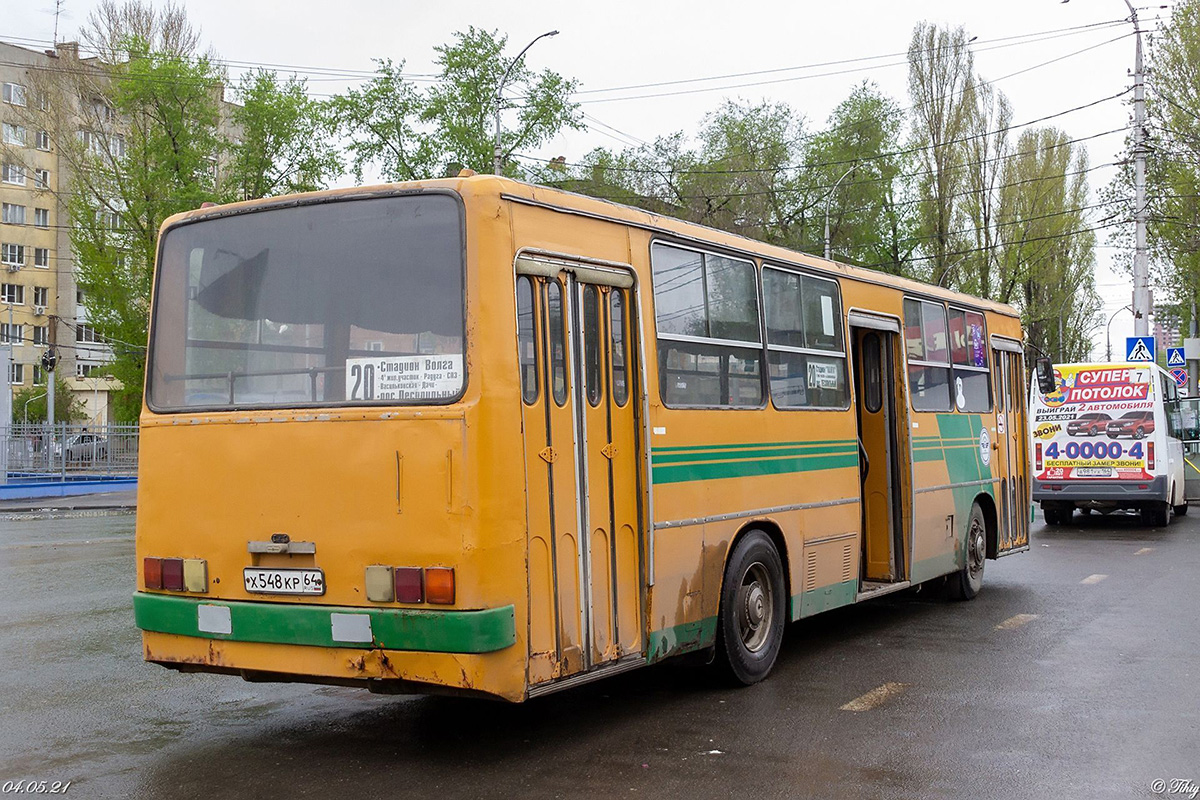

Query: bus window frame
left=947, top=304, right=993, bottom=413
left=650, top=238, right=767, bottom=411
left=903, top=296, right=954, bottom=413
left=144, top=188, right=469, bottom=414
left=760, top=262, right=851, bottom=412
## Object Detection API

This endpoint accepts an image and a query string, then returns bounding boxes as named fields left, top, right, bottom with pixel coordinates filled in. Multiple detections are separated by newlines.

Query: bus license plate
left=243, top=567, right=325, bottom=595
left=1074, top=468, right=1113, bottom=478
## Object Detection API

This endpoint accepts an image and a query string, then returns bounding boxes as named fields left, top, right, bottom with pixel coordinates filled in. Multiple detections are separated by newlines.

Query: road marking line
left=1134, top=547, right=1154, bottom=555
left=1080, top=574, right=1108, bottom=585
left=840, top=682, right=908, bottom=712
left=995, top=613, right=1038, bottom=630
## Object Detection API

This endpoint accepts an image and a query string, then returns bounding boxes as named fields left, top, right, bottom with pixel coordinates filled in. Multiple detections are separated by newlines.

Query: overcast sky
left=4, top=0, right=1179, bottom=358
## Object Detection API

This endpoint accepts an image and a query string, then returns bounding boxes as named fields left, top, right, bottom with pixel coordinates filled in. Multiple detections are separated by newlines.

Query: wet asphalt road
left=1, top=510, right=1197, bottom=800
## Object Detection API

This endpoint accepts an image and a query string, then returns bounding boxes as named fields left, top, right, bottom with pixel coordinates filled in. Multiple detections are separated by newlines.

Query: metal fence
left=3, top=423, right=139, bottom=483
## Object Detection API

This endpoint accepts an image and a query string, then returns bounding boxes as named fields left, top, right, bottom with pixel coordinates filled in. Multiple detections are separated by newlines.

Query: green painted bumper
left=133, top=592, right=517, bottom=654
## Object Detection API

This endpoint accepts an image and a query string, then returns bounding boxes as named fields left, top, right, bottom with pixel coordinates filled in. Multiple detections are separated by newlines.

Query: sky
left=2, top=0, right=1180, bottom=359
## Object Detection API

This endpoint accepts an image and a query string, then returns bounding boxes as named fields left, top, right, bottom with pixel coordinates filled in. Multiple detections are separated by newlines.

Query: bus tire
left=715, top=530, right=786, bottom=686
left=947, top=503, right=987, bottom=601
left=1141, top=502, right=1169, bottom=527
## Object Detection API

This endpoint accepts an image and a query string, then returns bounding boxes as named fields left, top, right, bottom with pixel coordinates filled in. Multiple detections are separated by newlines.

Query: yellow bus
left=133, top=175, right=1030, bottom=700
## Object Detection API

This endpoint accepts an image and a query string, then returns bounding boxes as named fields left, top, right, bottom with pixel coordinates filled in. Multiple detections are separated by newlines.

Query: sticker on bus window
left=345, top=355, right=463, bottom=402
left=820, top=295, right=835, bottom=337
left=807, top=361, right=839, bottom=390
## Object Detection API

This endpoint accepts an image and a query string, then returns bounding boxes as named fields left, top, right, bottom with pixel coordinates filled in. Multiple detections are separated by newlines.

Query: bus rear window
left=147, top=193, right=465, bottom=411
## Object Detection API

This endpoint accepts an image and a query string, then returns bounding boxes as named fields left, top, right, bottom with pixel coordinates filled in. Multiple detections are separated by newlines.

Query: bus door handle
left=857, top=437, right=870, bottom=478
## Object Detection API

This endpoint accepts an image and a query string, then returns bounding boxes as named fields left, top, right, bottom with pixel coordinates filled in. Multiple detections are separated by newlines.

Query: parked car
left=1067, top=412, right=1112, bottom=437
left=55, top=433, right=109, bottom=460
left=1105, top=411, right=1155, bottom=440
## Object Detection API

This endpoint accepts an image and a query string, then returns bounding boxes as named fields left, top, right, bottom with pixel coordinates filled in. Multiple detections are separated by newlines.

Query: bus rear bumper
left=1033, top=475, right=1169, bottom=506
left=134, top=593, right=522, bottom=700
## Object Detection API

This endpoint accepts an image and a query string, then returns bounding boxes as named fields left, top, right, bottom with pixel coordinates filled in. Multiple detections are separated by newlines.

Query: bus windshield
left=147, top=193, right=465, bottom=411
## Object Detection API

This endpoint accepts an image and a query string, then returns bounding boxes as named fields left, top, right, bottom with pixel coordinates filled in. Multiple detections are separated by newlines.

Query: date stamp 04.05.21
left=1, top=781, right=71, bottom=794
left=1152, top=779, right=1200, bottom=799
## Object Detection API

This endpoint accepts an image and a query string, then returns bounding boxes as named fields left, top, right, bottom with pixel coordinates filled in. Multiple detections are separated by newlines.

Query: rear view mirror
left=1035, top=357, right=1057, bottom=395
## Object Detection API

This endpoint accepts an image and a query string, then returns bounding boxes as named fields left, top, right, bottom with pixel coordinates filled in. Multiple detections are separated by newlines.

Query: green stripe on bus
left=652, top=443, right=857, bottom=465
left=133, top=593, right=517, bottom=654
left=652, top=452, right=859, bottom=484
left=795, top=579, right=858, bottom=618
left=652, top=438, right=856, bottom=454
left=646, top=617, right=718, bottom=663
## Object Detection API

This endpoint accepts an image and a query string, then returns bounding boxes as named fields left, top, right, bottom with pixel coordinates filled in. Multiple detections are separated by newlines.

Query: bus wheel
left=716, top=530, right=786, bottom=685
left=948, top=504, right=987, bottom=601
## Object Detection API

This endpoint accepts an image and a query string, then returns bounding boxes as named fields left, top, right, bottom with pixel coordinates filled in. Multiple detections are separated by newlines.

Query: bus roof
left=161, top=174, right=1022, bottom=320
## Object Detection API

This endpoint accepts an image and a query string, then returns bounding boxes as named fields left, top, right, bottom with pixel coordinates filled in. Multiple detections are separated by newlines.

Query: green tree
left=225, top=69, right=341, bottom=201
left=327, top=28, right=582, bottom=181
left=810, top=82, right=917, bottom=273
left=51, top=0, right=223, bottom=421
left=908, top=22, right=978, bottom=284
left=12, top=377, right=88, bottom=424
left=997, top=127, right=1100, bottom=360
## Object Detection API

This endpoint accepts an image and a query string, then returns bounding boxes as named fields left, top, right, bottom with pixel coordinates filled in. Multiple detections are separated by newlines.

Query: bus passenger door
left=992, top=347, right=1030, bottom=554
left=516, top=258, right=643, bottom=686
left=573, top=279, right=643, bottom=666
left=851, top=323, right=908, bottom=584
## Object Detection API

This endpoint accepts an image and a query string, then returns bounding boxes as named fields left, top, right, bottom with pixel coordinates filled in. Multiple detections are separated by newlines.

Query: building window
left=32, top=287, right=48, bottom=306
left=32, top=325, right=47, bottom=346
left=9, top=363, right=23, bottom=384
left=76, top=324, right=102, bottom=343
left=35, top=130, right=50, bottom=151
left=110, top=133, right=126, bottom=158
left=1, top=164, right=25, bottom=185
left=2, top=283, right=25, bottom=304
left=1, top=245, right=25, bottom=268
left=33, top=208, right=49, bottom=229
left=1, top=203, right=26, bottom=225
left=3, top=83, right=27, bottom=107
left=34, top=169, right=49, bottom=189
left=34, top=248, right=49, bottom=268
left=96, top=208, right=120, bottom=231
left=78, top=130, right=105, bottom=157
left=2, top=323, right=23, bottom=345
left=2, top=123, right=26, bottom=146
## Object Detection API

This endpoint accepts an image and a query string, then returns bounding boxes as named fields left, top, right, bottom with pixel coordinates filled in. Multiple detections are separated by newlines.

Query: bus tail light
left=1147, top=442, right=1155, bottom=470
left=144, top=556, right=207, bottom=592
left=1035, top=442, right=1042, bottom=471
left=425, top=568, right=455, bottom=605
left=394, top=567, right=424, bottom=604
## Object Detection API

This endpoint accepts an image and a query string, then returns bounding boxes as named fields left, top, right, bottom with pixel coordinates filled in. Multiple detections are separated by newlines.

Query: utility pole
left=493, top=30, right=559, bottom=176
left=1127, top=0, right=1151, bottom=336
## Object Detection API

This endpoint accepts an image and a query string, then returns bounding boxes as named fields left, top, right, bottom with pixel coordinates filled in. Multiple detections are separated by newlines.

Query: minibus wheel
left=1141, top=502, right=1170, bottom=527
left=1174, top=503, right=1189, bottom=517
left=716, top=530, right=786, bottom=685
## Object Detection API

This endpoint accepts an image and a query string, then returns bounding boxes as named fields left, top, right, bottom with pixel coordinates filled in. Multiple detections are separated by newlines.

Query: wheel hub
left=737, top=563, right=774, bottom=653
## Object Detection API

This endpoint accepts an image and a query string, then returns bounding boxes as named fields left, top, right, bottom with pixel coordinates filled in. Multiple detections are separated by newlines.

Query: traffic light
left=40, top=348, right=56, bottom=372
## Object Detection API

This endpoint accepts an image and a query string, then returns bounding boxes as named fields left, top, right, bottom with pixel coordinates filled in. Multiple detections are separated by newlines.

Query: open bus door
left=992, top=339, right=1030, bottom=555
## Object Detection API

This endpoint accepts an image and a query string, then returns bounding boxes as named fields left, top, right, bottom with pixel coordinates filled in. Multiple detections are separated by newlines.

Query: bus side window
left=517, top=276, right=538, bottom=404
left=903, top=298, right=951, bottom=411
left=611, top=290, right=629, bottom=406
left=583, top=284, right=603, bottom=407
left=547, top=280, right=568, bottom=406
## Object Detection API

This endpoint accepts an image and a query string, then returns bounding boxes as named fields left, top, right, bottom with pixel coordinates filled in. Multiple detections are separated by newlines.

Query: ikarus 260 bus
left=1031, top=361, right=1186, bottom=526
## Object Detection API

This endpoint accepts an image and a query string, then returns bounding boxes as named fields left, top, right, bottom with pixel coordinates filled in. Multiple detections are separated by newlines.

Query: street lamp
left=22, top=391, right=45, bottom=426
left=493, top=30, right=559, bottom=176
left=1105, top=304, right=1143, bottom=361
left=824, top=165, right=856, bottom=260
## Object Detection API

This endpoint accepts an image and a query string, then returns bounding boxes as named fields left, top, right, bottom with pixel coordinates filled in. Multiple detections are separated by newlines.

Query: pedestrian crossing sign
left=1167, top=347, right=1185, bottom=367
left=1126, top=336, right=1155, bottom=363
